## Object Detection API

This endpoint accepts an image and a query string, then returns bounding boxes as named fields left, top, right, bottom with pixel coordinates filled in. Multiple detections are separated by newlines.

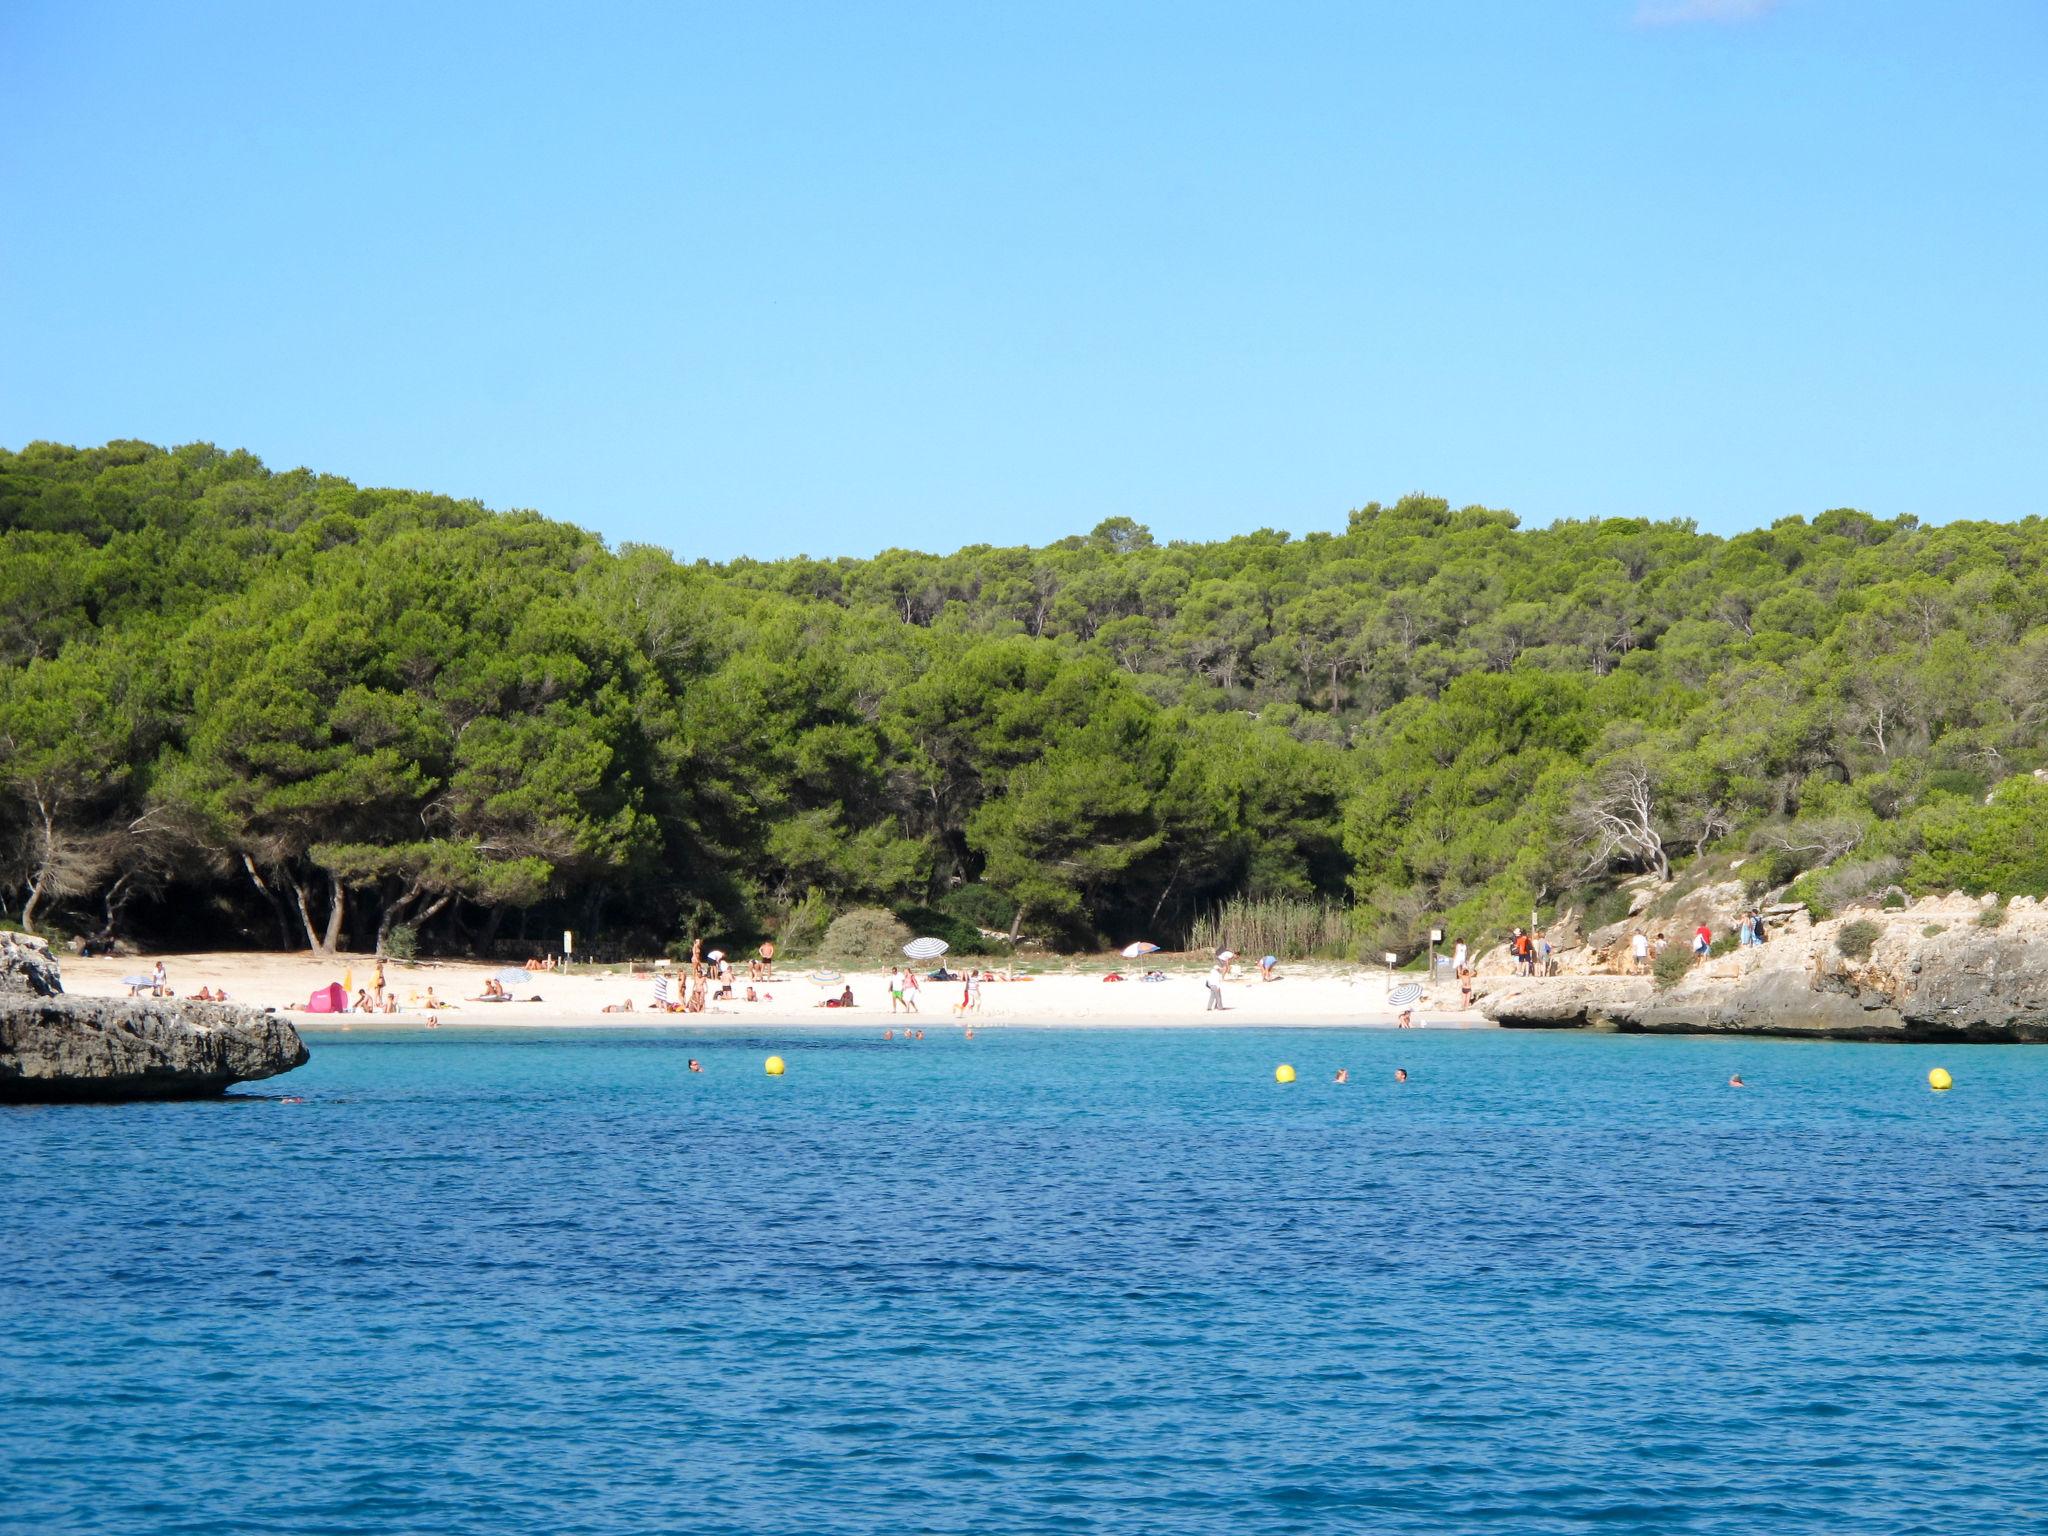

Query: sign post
left=563, top=930, right=574, bottom=970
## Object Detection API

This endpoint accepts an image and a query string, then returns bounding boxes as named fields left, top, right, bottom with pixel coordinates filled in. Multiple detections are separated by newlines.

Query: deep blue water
left=6, top=1025, right=2048, bottom=1536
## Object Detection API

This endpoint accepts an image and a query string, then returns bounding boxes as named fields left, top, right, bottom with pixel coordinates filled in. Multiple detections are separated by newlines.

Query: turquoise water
left=6, top=1025, right=2048, bottom=1535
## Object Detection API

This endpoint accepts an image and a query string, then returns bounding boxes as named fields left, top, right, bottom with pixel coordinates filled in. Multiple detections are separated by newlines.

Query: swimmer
left=914, top=1030, right=924, bottom=1041
left=884, top=1029, right=894, bottom=1040
left=963, top=1027, right=974, bottom=1039
left=281, top=1096, right=304, bottom=1104
left=1334, top=1068, right=1348, bottom=1084
left=426, top=1014, right=440, bottom=1029
left=1394, top=1068, right=1408, bottom=1083
left=1728, top=1074, right=1745, bottom=1088
left=688, top=1059, right=703, bottom=1073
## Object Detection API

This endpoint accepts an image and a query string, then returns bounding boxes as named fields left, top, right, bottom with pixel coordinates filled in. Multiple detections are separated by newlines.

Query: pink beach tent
left=304, top=982, right=347, bottom=1013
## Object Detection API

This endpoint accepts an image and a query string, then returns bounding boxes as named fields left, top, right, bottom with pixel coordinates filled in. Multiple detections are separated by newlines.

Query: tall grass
left=1185, top=896, right=1352, bottom=961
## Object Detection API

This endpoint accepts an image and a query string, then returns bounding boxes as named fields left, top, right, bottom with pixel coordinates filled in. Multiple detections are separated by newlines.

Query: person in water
left=1729, top=1074, right=1745, bottom=1088
left=1334, top=1068, right=1348, bottom=1084
left=688, top=1059, right=703, bottom=1073
left=1394, top=1068, right=1408, bottom=1083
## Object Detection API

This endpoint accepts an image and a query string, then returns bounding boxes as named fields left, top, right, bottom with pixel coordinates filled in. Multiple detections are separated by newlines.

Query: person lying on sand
left=603, top=999, right=636, bottom=1013
left=1103, top=971, right=1124, bottom=983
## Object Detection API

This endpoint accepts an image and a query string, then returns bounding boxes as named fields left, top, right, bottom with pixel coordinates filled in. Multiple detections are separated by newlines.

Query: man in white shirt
left=1205, top=964, right=1226, bottom=1011
left=1631, top=931, right=1650, bottom=975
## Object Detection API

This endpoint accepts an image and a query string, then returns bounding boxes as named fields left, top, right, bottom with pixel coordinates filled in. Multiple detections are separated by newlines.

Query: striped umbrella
left=1121, top=941, right=1161, bottom=960
left=1386, top=982, right=1425, bottom=1007
left=904, top=937, right=949, bottom=960
left=809, top=970, right=843, bottom=985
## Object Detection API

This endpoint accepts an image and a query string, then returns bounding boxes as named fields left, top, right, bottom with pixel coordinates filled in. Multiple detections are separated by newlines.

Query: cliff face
left=0, top=936, right=310, bottom=1101
left=1480, top=895, right=2048, bottom=1042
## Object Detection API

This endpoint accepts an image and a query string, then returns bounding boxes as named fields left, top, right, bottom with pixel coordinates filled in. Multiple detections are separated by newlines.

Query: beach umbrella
left=904, top=936, right=949, bottom=960
left=708, top=949, right=726, bottom=962
left=121, top=973, right=155, bottom=988
left=494, top=968, right=534, bottom=990
left=1121, top=941, right=1160, bottom=960
left=810, top=970, right=843, bottom=985
left=1386, top=982, right=1425, bottom=1007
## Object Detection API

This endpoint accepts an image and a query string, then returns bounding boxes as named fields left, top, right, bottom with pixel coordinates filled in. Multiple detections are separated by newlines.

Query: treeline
left=2, top=439, right=2045, bottom=959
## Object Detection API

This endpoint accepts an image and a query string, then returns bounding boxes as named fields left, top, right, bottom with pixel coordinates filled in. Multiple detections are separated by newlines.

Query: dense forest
left=3, top=439, right=2045, bottom=961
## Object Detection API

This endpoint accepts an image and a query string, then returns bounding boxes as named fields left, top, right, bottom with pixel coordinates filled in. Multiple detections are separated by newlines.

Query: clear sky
left=4, top=1, right=2043, bottom=561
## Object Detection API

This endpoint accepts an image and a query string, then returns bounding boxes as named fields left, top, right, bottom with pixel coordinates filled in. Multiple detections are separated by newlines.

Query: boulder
left=0, top=938, right=309, bottom=1101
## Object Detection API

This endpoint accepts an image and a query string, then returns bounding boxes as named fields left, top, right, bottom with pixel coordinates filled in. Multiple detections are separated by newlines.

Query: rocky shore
left=1480, top=893, right=2048, bottom=1042
left=0, top=935, right=309, bottom=1101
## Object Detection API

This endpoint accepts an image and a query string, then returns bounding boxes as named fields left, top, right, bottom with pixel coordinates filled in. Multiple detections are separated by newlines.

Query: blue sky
left=4, top=0, right=2043, bottom=560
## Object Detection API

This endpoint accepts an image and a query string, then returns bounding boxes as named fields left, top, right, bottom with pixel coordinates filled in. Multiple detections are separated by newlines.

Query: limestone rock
left=0, top=939, right=309, bottom=1101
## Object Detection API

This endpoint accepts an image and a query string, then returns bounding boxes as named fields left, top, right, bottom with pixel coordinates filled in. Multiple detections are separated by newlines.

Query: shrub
left=1653, top=944, right=1694, bottom=990
left=1817, top=856, right=1903, bottom=913
left=1977, top=900, right=2008, bottom=930
left=893, top=905, right=1008, bottom=957
left=1783, top=870, right=1832, bottom=922
left=1708, top=932, right=1739, bottom=959
left=936, top=883, right=1019, bottom=934
left=1921, top=924, right=1948, bottom=938
left=817, top=907, right=914, bottom=965
left=777, top=889, right=831, bottom=955
left=1881, top=890, right=1907, bottom=911
left=1836, top=920, right=1882, bottom=961
left=382, top=923, right=419, bottom=961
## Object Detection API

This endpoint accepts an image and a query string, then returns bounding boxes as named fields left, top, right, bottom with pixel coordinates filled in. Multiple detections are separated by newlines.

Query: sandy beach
left=61, top=951, right=1488, bottom=1031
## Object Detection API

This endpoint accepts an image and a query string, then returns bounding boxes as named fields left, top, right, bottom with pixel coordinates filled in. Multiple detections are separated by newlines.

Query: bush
left=817, top=907, right=914, bottom=965
left=1836, top=920, right=1882, bottom=961
left=935, top=883, right=1019, bottom=935
left=1653, top=944, right=1694, bottom=990
left=1881, top=890, right=1907, bottom=911
left=1817, top=856, right=1902, bottom=913
left=1977, top=900, right=2008, bottom=930
left=382, top=922, right=419, bottom=960
left=1708, top=932, right=1739, bottom=959
left=893, top=905, right=1008, bottom=958
left=1783, top=870, right=1832, bottom=922
left=1921, top=924, right=1948, bottom=938
left=777, top=889, right=831, bottom=955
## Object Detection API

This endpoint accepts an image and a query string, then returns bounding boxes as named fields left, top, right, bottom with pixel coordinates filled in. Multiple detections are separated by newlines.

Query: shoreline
left=60, top=950, right=1489, bottom=1034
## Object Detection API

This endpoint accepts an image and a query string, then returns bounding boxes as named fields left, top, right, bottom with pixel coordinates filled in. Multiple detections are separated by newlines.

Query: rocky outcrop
left=0, top=936, right=309, bottom=1101
left=1480, top=894, right=2048, bottom=1042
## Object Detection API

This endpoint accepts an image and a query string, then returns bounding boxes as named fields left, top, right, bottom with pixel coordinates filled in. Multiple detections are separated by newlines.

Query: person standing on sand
left=904, top=969, right=921, bottom=1013
left=1205, top=963, right=1226, bottom=1012
left=1459, top=966, right=1474, bottom=1010
left=152, top=960, right=168, bottom=997
left=1631, top=930, right=1650, bottom=975
left=373, top=958, right=387, bottom=1007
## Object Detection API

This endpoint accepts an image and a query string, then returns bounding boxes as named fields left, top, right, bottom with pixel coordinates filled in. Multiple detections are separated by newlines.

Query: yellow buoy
left=1928, top=1067, right=1952, bottom=1091
left=1274, top=1063, right=1296, bottom=1084
left=765, top=1055, right=786, bottom=1076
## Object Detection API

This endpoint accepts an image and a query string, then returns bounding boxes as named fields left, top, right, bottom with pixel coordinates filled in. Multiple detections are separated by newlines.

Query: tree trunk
left=283, top=869, right=322, bottom=952
left=1008, top=903, right=1027, bottom=943
left=376, top=877, right=427, bottom=956
left=242, top=855, right=295, bottom=949
left=321, top=871, right=346, bottom=954
left=21, top=797, right=55, bottom=935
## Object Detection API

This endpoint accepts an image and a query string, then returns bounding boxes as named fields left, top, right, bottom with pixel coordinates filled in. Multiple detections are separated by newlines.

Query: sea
left=5, top=1025, right=2047, bottom=1535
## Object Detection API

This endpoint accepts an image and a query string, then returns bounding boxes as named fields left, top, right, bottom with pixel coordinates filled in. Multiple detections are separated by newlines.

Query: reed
left=1185, top=896, right=1352, bottom=961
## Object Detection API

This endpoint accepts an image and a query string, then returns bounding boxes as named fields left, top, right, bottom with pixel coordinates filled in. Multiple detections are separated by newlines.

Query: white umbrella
left=494, top=968, right=535, bottom=989
left=1121, top=942, right=1160, bottom=960
left=809, top=970, right=843, bottom=984
left=1387, top=982, right=1425, bottom=1007
left=904, top=937, right=949, bottom=960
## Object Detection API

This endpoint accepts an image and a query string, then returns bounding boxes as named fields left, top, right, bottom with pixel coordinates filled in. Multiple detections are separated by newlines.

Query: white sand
left=62, top=951, right=1489, bottom=1031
